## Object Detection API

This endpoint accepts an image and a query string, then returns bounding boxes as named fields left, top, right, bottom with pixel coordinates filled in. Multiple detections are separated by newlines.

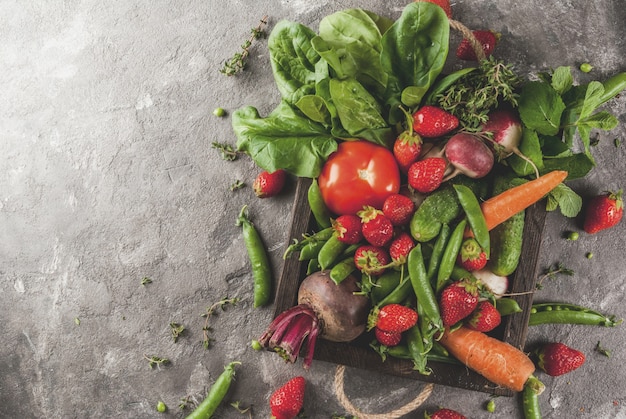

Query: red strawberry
left=412, top=106, right=459, bottom=138
left=382, top=193, right=415, bottom=226
left=269, top=376, right=305, bottom=419
left=456, top=238, right=488, bottom=271
left=466, top=301, right=501, bottom=332
left=253, top=169, right=286, bottom=198
left=415, top=0, right=452, bottom=19
left=358, top=206, right=394, bottom=247
left=354, top=245, right=391, bottom=276
left=583, top=189, right=623, bottom=234
left=374, top=327, right=402, bottom=347
left=407, top=157, right=447, bottom=193
left=388, top=232, right=415, bottom=264
left=535, top=342, right=585, bottom=377
left=393, top=132, right=423, bottom=173
left=439, top=279, right=480, bottom=326
left=332, top=214, right=363, bottom=245
left=376, top=304, right=418, bottom=333
left=426, top=408, right=467, bottom=419
left=456, top=30, right=499, bottom=61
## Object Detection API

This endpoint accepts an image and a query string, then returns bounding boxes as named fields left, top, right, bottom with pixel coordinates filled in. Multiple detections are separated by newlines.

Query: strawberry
left=407, top=157, right=447, bottom=193
left=439, top=279, right=480, bottom=326
left=535, top=342, right=585, bottom=377
left=456, top=30, right=499, bottom=61
left=393, top=132, right=423, bottom=173
left=382, top=193, right=415, bottom=226
left=354, top=245, right=390, bottom=276
left=456, top=238, right=488, bottom=271
left=412, top=106, right=459, bottom=138
left=426, top=408, right=467, bottom=419
left=332, top=214, right=363, bottom=245
left=358, top=206, right=394, bottom=247
left=376, top=304, right=418, bottom=333
left=269, top=376, right=305, bottom=419
left=415, top=0, right=452, bottom=19
left=253, top=169, right=286, bottom=198
left=388, top=232, right=415, bottom=264
left=374, top=327, right=402, bottom=347
left=466, top=301, right=501, bottom=332
left=583, top=189, right=623, bottom=234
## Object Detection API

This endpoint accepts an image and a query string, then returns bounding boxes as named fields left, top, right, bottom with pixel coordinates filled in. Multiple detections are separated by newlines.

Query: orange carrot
left=438, top=326, right=535, bottom=392
left=465, top=170, right=568, bottom=238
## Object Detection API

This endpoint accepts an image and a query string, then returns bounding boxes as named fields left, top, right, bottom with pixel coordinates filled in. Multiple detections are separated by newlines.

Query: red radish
left=472, top=268, right=508, bottom=298
left=443, top=133, right=494, bottom=181
left=258, top=271, right=370, bottom=368
left=482, top=109, right=539, bottom=178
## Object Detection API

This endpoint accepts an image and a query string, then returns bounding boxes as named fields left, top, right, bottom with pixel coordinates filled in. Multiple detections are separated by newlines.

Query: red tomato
left=318, top=140, right=400, bottom=215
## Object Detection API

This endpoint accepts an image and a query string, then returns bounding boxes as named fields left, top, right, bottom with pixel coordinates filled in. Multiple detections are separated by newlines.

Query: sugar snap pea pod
left=371, top=270, right=403, bottom=304
left=306, top=258, right=319, bottom=275
left=376, top=274, right=413, bottom=307
left=436, top=219, right=467, bottom=292
left=450, top=265, right=473, bottom=281
left=600, top=71, right=626, bottom=105
left=317, top=234, right=348, bottom=270
left=427, top=223, right=451, bottom=287
left=283, top=227, right=333, bottom=259
left=496, top=298, right=523, bottom=316
left=329, top=257, right=356, bottom=285
left=408, top=245, right=443, bottom=336
left=236, top=206, right=272, bottom=308
left=185, top=361, right=241, bottom=419
left=406, top=325, right=430, bottom=375
left=308, top=178, right=331, bottom=229
left=522, top=376, right=545, bottom=419
left=298, top=240, right=327, bottom=261
left=385, top=344, right=458, bottom=365
left=529, top=303, right=623, bottom=327
left=454, top=184, right=489, bottom=258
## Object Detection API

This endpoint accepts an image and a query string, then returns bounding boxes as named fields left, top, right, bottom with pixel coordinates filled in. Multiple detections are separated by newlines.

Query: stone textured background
left=1, top=0, right=624, bottom=417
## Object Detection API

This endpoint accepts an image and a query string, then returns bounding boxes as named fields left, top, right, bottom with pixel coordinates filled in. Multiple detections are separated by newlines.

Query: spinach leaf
left=268, top=20, right=321, bottom=105
left=233, top=102, right=337, bottom=178
left=541, top=153, right=594, bottom=180
left=380, top=2, right=449, bottom=119
left=518, top=81, right=566, bottom=136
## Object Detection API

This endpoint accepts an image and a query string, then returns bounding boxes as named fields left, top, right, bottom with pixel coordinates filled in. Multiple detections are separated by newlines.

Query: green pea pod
left=283, top=227, right=333, bottom=259
left=371, top=270, right=403, bottom=305
left=600, top=72, right=626, bottom=105
left=318, top=234, right=348, bottom=270
left=454, top=184, right=489, bottom=258
left=236, top=206, right=272, bottom=308
left=329, top=257, right=356, bottom=285
left=496, top=298, right=523, bottom=316
left=427, top=223, right=451, bottom=287
left=298, top=240, right=327, bottom=261
left=408, top=245, right=443, bottom=337
left=406, top=325, right=430, bottom=375
left=522, top=376, right=545, bottom=419
left=308, top=178, right=331, bottom=229
left=529, top=303, right=622, bottom=327
left=436, top=219, right=467, bottom=292
left=377, top=274, right=413, bottom=307
left=185, top=361, right=241, bottom=419
left=307, top=258, right=319, bottom=275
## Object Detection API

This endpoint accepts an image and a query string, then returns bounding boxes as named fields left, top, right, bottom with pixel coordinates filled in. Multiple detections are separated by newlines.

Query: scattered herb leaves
left=170, top=322, right=185, bottom=343
left=212, top=141, right=239, bottom=161
left=141, top=277, right=152, bottom=286
left=144, top=354, right=170, bottom=369
left=537, top=262, right=574, bottom=288
left=230, top=180, right=245, bottom=191
left=202, top=297, right=240, bottom=349
left=595, top=341, right=611, bottom=357
left=220, top=16, right=268, bottom=76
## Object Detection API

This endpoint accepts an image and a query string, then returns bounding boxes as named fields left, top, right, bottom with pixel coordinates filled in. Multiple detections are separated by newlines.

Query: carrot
left=466, top=170, right=568, bottom=238
left=438, top=326, right=535, bottom=392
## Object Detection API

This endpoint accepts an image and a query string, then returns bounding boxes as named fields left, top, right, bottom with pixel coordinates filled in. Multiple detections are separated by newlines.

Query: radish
left=257, top=270, right=370, bottom=369
left=443, top=133, right=495, bottom=181
left=482, top=109, right=539, bottom=178
left=473, top=268, right=509, bottom=298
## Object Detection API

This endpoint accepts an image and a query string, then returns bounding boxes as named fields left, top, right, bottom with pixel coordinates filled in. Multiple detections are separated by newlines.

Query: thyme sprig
left=220, top=16, right=268, bottom=76
left=201, top=297, right=240, bottom=349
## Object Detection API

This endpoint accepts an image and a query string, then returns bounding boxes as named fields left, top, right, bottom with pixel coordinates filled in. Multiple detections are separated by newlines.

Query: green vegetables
left=233, top=3, right=450, bottom=178
left=185, top=361, right=241, bottom=419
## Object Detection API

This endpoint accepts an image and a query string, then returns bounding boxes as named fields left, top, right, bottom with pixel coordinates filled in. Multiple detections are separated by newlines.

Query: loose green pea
left=580, top=62, right=593, bottom=73
left=567, top=231, right=579, bottom=241
left=486, top=399, right=496, bottom=413
left=586, top=252, right=594, bottom=259
left=213, top=107, right=226, bottom=117
left=250, top=340, right=262, bottom=351
left=156, top=401, right=167, bottom=413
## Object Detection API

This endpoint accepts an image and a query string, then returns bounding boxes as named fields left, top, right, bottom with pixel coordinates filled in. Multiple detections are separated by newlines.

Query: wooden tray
left=275, top=177, right=546, bottom=396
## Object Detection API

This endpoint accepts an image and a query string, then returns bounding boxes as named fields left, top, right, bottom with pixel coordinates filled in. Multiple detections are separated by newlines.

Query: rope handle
left=450, top=18, right=487, bottom=61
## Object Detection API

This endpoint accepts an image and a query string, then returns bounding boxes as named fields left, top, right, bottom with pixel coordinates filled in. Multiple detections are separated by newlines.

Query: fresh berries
left=412, top=106, right=459, bottom=138
left=388, top=232, right=415, bottom=264
left=332, top=214, right=363, bottom=245
left=269, top=376, right=306, bottom=419
left=427, top=408, right=467, bottom=419
left=253, top=169, right=287, bottom=198
left=583, top=189, right=623, bottom=234
left=375, top=303, right=418, bottom=333
left=456, top=238, right=488, bottom=271
left=439, top=279, right=480, bottom=326
left=407, top=157, right=447, bottom=193
left=382, top=193, right=415, bottom=226
left=466, top=301, right=501, bottom=332
left=456, top=30, right=499, bottom=61
left=358, top=206, right=394, bottom=247
left=416, top=0, right=452, bottom=18
left=535, top=342, right=586, bottom=377
left=374, top=327, right=402, bottom=347
left=354, top=245, right=390, bottom=276
left=393, top=132, right=423, bottom=173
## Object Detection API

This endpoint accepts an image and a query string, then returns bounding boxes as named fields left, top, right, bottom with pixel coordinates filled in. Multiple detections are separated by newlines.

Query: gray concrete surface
left=1, top=0, right=625, bottom=418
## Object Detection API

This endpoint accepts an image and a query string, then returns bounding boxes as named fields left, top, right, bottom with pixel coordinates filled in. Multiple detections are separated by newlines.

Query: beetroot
left=258, top=271, right=370, bottom=368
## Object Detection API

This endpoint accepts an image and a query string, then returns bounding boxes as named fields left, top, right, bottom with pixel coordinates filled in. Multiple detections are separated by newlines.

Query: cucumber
left=488, top=176, right=526, bottom=276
